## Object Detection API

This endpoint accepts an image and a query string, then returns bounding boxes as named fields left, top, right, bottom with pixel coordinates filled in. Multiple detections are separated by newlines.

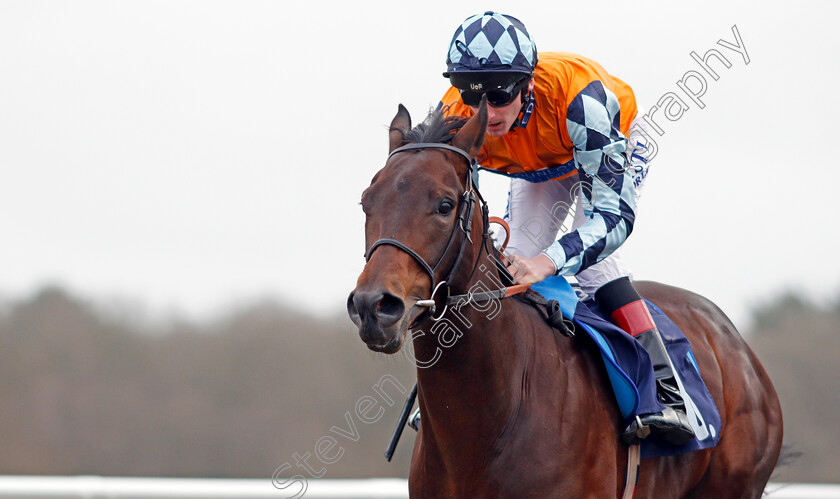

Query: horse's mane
left=393, top=106, right=469, bottom=145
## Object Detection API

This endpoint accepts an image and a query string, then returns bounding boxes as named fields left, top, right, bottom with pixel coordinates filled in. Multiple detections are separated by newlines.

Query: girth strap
left=519, top=289, right=574, bottom=337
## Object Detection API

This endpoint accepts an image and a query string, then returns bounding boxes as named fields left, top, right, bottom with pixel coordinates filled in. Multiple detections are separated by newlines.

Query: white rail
left=0, top=477, right=835, bottom=498
left=0, top=477, right=405, bottom=498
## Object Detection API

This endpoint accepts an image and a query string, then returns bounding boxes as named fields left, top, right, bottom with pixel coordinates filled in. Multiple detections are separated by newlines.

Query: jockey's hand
left=503, top=253, right=556, bottom=285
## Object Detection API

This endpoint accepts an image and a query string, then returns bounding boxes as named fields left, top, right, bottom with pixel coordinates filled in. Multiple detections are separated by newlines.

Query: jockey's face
left=469, top=78, right=534, bottom=138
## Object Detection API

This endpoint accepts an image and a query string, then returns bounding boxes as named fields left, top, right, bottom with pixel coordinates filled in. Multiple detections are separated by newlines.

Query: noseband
left=364, top=143, right=487, bottom=322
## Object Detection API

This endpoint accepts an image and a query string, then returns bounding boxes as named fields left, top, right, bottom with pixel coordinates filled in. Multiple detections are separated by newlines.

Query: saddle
left=387, top=262, right=720, bottom=461
left=526, top=275, right=721, bottom=458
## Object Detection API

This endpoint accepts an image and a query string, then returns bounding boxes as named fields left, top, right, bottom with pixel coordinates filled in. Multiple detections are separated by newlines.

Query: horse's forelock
left=400, top=107, right=469, bottom=146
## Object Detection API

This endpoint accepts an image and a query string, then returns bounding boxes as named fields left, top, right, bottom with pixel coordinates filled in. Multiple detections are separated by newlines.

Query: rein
left=373, top=141, right=642, bottom=498
left=378, top=141, right=532, bottom=463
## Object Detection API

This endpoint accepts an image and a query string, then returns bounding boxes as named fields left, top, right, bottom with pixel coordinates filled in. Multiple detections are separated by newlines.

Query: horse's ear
left=451, top=96, right=488, bottom=158
left=389, top=104, right=412, bottom=153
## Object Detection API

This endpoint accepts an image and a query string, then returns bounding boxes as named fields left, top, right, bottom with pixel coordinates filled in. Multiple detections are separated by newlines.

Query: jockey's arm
left=541, top=81, right=637, bottom=277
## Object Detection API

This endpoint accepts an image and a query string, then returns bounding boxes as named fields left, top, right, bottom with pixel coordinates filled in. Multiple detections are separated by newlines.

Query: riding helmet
left=443, top=11, right=537, bottom=91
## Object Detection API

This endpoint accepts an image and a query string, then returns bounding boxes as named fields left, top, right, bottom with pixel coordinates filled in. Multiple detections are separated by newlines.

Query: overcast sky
left=2, top=1, right=838, bottom=330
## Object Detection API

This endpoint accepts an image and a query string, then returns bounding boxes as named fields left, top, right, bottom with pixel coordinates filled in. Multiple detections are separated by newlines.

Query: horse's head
left=347, top=101, right=488, bottom=353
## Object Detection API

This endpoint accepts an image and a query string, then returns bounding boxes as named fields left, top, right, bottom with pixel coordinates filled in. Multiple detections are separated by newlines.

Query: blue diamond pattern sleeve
left=541, top=80, right=636, bottom=276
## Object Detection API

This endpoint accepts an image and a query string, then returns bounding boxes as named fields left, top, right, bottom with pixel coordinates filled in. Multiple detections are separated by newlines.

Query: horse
left=347, top=100, right=783, bottom=498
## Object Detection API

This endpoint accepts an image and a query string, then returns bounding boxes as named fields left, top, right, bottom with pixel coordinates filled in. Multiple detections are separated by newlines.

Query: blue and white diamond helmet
left=443, top=11, right=537, bottom=82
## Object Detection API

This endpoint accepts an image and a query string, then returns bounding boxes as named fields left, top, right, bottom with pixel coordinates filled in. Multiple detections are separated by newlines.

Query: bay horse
left=347, top=100, right=783, bottom=498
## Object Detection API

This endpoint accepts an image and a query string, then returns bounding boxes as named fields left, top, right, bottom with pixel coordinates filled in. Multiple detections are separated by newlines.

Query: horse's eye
left=436, top=199, right=455, bottom=216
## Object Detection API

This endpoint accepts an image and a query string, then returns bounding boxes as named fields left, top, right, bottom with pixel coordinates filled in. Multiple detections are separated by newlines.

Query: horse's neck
left=413, top=249, right=525, bottom=389
left=411, top=275, right=550, bottom=460
left=413, top=295, right=527, bottom=386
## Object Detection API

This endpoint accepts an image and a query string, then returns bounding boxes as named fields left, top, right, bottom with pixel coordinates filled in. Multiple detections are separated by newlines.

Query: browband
left=388, top=143, right=474, bottom=167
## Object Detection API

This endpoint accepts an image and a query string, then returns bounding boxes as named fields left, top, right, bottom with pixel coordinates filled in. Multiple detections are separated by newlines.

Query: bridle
left=364, top=142, right=489, bottom=323
left=373, top=145, right=634, bottom=489
left=375, top=142, right=579, bottom=466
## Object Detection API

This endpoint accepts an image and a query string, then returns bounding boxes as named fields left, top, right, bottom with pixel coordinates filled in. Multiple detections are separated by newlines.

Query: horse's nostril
left=376, top=293, right=405, bottom=326
left=347, top=292, right=362, bottom=326
left=349, top=290, right=405, bottom=329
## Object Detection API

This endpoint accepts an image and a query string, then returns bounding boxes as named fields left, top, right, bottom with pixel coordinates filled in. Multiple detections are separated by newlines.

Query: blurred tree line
left=0, top=286, right=836, bottom=482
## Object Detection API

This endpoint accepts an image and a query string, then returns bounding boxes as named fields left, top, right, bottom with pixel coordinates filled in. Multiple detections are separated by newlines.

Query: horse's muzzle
left=347, top=289, right=406, bottom=352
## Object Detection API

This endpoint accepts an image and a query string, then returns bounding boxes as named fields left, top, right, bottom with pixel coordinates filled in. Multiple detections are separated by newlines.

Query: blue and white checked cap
left=444, top=11, right=537, bottom=77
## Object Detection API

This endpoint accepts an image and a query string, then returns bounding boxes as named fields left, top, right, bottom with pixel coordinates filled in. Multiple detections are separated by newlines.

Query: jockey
left=438, top=11, right=694, bottom=445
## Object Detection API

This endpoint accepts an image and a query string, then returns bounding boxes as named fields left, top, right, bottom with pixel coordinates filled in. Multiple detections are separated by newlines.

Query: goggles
left=459, top=76, right=530, bottom=107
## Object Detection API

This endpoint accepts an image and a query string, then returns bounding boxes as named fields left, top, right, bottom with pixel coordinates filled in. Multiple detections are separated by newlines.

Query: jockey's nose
left=347, top=289, right=405, bottom=330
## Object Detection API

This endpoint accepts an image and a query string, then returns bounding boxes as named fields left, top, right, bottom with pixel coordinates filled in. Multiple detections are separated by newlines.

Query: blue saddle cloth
left=530, top=276, right=721, bottom=458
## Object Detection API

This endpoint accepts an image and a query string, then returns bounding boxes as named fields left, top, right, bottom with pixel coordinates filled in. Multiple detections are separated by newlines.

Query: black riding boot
left=621, top=327, right=695, bottom=445
left=594, top=277, right=695, bottom=446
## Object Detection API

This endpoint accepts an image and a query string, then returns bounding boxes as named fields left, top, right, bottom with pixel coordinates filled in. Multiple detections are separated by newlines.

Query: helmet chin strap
left=509, top=89, right=532, bottom=131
